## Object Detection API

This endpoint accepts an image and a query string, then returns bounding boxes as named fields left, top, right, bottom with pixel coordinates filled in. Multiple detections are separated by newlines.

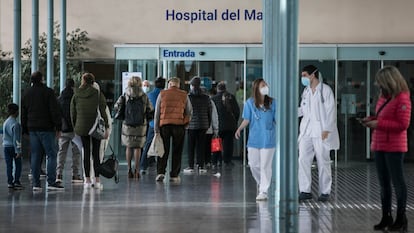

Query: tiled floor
left=0, top=157, right=412, bottom=233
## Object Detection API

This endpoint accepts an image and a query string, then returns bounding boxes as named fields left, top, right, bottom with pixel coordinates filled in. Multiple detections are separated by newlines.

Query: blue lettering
left=244, top=9, right=262, bottom=21
left=163, top=50, right=196, bottom=58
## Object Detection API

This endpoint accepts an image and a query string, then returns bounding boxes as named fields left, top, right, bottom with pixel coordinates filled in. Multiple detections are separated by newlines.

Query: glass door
left=337, top=61, right=381, bottom=162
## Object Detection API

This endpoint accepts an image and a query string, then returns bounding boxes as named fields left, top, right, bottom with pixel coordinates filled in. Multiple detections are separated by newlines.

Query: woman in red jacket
left=362, top=66, right=410, bottom=232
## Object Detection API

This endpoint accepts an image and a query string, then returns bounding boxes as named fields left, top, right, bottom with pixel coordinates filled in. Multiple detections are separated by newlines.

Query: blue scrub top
left=243, top=98, right=276, bottom=149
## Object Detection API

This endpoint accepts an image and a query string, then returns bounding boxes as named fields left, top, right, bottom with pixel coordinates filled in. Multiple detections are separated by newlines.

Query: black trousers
left=157, top=125, right=185, bottom=177
left=374, top=151, right=407, bottom=216
left=219, top=130, right=235, bottom=164
left=81, top=136, right=101, bottom=177
left=187, top=129, right=207, bottom=168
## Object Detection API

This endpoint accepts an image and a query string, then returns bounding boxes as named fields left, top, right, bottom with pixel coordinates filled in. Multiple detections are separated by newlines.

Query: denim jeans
left=4, top=146, right=22, bottom=185
left=140, top=126, right=155, bottom=170
left=30, top=131, right=58, bottom=186
left=375, top=151, right=407, bottom=215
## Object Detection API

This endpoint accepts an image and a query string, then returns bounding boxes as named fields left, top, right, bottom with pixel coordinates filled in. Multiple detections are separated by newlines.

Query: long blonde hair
left=376, top=66, right=409, bottom=98
left=128, top=76, right=142, bottom=87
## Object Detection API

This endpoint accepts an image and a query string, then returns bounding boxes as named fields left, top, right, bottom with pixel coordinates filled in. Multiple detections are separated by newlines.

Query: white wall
left=1, top=0, right=414, bottom=59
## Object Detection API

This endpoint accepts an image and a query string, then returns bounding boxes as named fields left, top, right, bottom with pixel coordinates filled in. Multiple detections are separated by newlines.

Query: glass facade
left=113, top=44, right=414, bottom=163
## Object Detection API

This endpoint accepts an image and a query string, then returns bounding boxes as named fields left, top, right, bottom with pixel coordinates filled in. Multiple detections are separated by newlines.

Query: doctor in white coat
left=298, top=65, right=339, bottom=202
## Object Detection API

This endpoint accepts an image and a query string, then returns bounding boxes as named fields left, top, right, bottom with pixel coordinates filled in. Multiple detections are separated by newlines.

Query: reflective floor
left=0, top=156, right=413, bottom=233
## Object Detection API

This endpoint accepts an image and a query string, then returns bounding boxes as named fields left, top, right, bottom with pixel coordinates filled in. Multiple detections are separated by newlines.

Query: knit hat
left=190, top=77, right=201, bottom=87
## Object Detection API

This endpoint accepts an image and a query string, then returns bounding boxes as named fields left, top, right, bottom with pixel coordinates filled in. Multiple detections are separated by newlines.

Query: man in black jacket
left=22, top=71, right=64, bottom=191
left=56, top=79, right=82, bottom=184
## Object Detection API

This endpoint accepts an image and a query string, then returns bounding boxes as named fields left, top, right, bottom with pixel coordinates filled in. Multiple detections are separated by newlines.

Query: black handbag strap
left=376, top=98, right=392, bottom=117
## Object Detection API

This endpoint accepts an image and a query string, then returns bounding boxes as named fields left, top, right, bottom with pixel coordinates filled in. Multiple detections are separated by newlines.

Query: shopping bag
left=211, top=137, right=223, bottom=153
left=147, top=133, right=164, bottom=158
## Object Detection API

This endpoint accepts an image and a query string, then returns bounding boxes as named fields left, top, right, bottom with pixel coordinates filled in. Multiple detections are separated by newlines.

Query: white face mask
left=142, top=86, right=149, bottom=93
left=260, top=86, right=269, bottom=96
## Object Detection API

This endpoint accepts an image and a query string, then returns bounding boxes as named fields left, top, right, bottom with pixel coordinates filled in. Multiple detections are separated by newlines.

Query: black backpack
left=124, top=96, right=145, bottom=126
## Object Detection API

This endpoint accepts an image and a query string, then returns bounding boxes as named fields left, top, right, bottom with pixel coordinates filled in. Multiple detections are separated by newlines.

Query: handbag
left=211, top=136, right=223, bottom=153
left=147, top=133, right=165, bottom=158
left=96, top=144, right=119, bottom=183
left=89, top=92, right=106, bottom=139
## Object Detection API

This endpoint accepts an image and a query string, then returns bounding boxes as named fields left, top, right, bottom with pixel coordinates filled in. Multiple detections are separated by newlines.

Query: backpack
left=124, top=95, right=145, bottom=126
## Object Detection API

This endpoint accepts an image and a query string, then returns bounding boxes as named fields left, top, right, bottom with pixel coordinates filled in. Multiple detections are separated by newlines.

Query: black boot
left=373, top=213, right=393, bottom=231
left=389, top=213, right=407, bottom=232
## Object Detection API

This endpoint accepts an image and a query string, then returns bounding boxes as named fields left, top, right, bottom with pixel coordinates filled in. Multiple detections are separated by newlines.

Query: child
left=2, top=103, right=23, bottom=190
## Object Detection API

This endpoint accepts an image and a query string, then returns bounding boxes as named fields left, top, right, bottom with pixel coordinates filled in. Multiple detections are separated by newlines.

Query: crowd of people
left=2, top=65, right=410, bottom=232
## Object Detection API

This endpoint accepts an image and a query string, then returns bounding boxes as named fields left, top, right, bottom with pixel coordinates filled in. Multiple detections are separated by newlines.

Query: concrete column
left=263, top=0, right=299, bottom=232
left=46, top=0, right=54, bottom=88
left=60, top=0, right=67, bottom=92
left=13, top=0, right=21, bottom=104
left=32, top=0, right=39, bottom=72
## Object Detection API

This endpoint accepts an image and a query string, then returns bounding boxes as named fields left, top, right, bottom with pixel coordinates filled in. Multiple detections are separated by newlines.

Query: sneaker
left=93, top=182, right=103, bottom=190
left=299, top=192, right=312, bottom=201
left=169, top=176, right=181, bottom=183
left=140, top=169, right=147, bottom=175
left=13, top=182, right=24, bottom=190
left=32, top=186, right=42, bottom=192
left=183, top=167, right=195, bottom=174
left=72, top=175, right=83, bottom=183
left=318, top=194, right=330, bottom=202
left=47, top=183, right=65, bottom=191
left=56, top=174, right=63, bottom=183
left=155, top=174, right=165, bottom=182
left=8, top=184, right=14, bottom=189
left=199, top=168, right=208, bottom=174
left=84, top=182, right=92, bottom=189
left=256, top=192, right=268, bottom=201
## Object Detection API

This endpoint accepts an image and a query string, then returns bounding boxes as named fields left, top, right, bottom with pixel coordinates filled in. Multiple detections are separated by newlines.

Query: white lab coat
left=297, top=82, right=339, bottom=195
left=298, top=83, right=339, bottom=150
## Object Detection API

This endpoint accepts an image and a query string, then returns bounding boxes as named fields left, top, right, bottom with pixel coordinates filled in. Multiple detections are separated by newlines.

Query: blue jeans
left=140, top=126, right=154, bottom=170
left=30, top=131, right=58, bottom=186
left=4, top=146, right=22, bottom=185
left=375, top=151, right=407, bottom=216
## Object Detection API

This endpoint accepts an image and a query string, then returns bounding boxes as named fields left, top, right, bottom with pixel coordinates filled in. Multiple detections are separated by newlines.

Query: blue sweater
left=147, top=87, right=162, bottom=128
left=2, top=116, right=22, bottom=154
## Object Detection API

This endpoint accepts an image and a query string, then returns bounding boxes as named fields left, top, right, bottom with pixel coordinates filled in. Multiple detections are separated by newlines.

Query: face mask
left=260, top=86, right=269, bottom=96
left=142, top=86, right=149, bottom=93
left=301, top=77, right=310, bottom=87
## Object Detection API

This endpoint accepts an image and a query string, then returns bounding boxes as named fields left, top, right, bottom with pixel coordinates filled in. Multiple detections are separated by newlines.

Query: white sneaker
left=199, top=168, right=208, bottom=174
left=169, top=176, right=181, bottom=183
left=93, top=182, right=103, bottom=190
left=83, top=182, right=92, bottom=189
left=256, top=192, right=268, bottom=201
left=183, top=167, right=195, bottom=174
left=32, top=186, right=42, bottom=192
left=156, top=174, right=165, bottom=182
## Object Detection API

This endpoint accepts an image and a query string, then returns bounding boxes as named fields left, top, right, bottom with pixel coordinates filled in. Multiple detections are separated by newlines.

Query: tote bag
left=147, top=133, right=165, bottom=158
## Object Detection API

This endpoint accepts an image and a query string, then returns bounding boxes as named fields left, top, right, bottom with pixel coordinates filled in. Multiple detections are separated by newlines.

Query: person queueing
left=235, top=78, right=276, bottom=201
left=2, top=103, right=23, bottom=190
left=140, top=77, right=166, bottom=174
left=56, top=78, right=83, bottom=184
left=361, top=66, right=410, bottom=232
left=71, top=73, right=109, bottom=189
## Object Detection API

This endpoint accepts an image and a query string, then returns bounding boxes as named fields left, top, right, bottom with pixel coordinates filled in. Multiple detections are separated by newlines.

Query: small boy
left=2, top=103, right=23, bottom=190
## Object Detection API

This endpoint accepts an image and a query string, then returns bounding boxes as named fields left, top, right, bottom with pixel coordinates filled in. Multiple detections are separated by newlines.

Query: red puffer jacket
left=371, top=91, right=411, bottom=152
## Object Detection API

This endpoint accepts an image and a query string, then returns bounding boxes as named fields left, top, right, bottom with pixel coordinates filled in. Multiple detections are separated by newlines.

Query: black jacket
left=188, top=90, right=211, bottom=130
left=58, top=86, right=74, bottom=132
left=211, top=91, right=240, bottom=131
left=22, top=83, right=62, bottom=133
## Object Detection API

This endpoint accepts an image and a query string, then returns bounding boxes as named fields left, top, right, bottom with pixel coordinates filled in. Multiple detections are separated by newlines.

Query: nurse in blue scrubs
left=235, top=78, right=276, bottom=201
